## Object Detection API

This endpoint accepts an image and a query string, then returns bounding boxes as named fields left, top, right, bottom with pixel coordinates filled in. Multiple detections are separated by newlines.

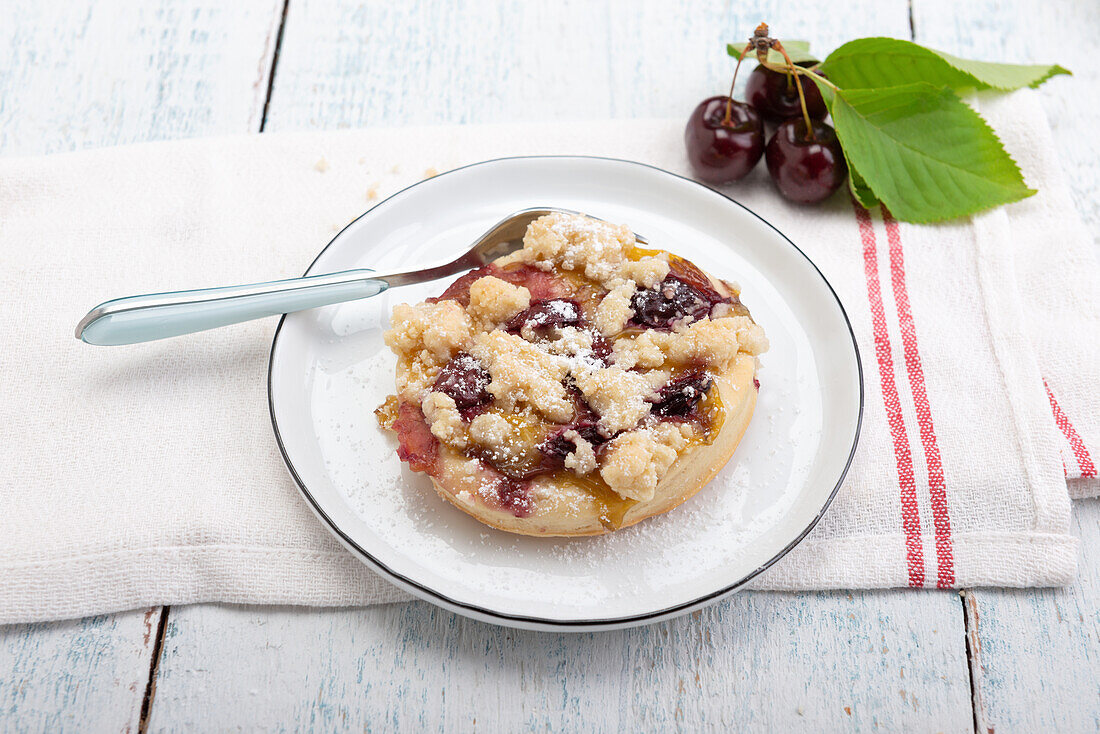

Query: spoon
left=76, top=207, right=639, bottom=346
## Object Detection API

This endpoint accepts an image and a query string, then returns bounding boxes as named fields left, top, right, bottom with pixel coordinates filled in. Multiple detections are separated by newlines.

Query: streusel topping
left=381, top=212, right=768, bottom=506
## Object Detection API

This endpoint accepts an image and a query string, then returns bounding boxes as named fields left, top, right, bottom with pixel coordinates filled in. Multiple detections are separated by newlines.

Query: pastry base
left=427, top=352, right=757, bottom=537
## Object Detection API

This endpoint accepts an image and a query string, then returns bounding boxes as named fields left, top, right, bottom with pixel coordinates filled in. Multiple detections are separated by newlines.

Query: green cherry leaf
left=820, top=37, right=1069, bottom=91
left=726, top=42, right=749, bottom=59
left=728, top=40, right=818, bottom=66
left=848, top=166, right=879, bottom=209
left=934, top=49, right=1071, bottom=90
left=825, top=83, right=1035, bottom=223
left=815, top=84, right=878, bottom=209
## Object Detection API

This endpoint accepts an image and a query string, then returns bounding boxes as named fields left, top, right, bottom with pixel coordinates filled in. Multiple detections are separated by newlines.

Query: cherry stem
left=723, top=43, right=752, bottom=126
left=773, top=42, right=816, bottom=142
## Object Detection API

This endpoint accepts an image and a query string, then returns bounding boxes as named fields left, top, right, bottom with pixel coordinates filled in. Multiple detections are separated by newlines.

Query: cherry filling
left=589, top=332, right=613, bottom=366
left=507, top=298, right=612, bottom=368
left=650, top=370, right=714, bottom=419
left=630, top=276, right=719, bottom=330
left=667, top=257, right=728, bottom=304
left=505, top=298, right=582, bottom=332
left=538, top=424, right=606, bottom=463
left=532, top=383, right=606, bottom=468
left=489, top=474, right=536, bottom=517
left=629, top=255, right=747, bottom=330
left=433, top=353, right=491, bottom=411
left=392, top=402, right=439, bottom=474
left=394, top=398, right=534, bottom=517
left=431, top=263, right=573, bottom=306
left=497, top=264, right=575, bottom=302
left=430, top=266, right=491, bottom=307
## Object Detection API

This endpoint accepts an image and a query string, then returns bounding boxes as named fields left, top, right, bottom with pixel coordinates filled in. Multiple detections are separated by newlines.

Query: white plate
left=268, top=157, right=862, bottom=631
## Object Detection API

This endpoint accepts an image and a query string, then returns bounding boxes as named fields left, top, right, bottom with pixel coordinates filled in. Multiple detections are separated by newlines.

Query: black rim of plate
left=267, top=155, right=865, bottom=629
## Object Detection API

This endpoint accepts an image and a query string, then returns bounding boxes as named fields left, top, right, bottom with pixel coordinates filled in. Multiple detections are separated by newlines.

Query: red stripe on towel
left=1044, top=379, right=1097, bottom=477
left=883, top=208, right=956, bottom=589
left=854, top=201, right=925, bottom=587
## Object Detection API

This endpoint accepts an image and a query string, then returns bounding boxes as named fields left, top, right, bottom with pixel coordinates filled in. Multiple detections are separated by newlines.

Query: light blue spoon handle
left=76, top=269, right=387, bottom=346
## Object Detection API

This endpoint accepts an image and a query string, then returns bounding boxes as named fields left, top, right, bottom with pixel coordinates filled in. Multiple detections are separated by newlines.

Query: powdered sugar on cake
left=380, top=212, right=768, bottom=523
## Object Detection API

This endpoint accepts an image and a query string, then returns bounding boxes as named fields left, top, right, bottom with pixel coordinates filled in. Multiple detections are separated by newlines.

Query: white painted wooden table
left=2, top=2, right=1097, bottom=731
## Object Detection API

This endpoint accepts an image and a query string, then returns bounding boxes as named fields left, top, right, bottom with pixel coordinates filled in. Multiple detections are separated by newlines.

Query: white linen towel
left=0, top=90, right=1096, bottom=623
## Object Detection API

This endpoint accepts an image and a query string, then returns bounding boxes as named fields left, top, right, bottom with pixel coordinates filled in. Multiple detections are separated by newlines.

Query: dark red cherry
left=744, top=64, right=827, bottom=123
left=629, top=276, right=714, bottom=330
left=537, top=423, right=606, bottom=466
left=765, top=119, right=848, bottom=204
left=651, top=370, right=713, bottom=418
left=432, top=353, right=491, bottom=409
left=685, top=96, right=765, bottom=184
left=505, top=298, right=582, bottom=333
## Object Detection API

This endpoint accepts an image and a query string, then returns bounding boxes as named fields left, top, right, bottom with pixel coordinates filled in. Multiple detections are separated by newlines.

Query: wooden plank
left=911, top=3, right=1100, bottom=729
left=263, top=0, right=912, bottom=131
left=0, top=0, right=284, bottom=156
left=0, top=608, right=163, bottom=734
left=151, top=591, right=972, bottom=732
left=961, top=500, right=1100, bottom=733
left=0, top=1, right=282, bottom=731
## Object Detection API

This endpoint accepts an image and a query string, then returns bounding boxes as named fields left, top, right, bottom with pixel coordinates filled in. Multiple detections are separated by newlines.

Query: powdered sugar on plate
left=302, top=287, right=820, bottom=612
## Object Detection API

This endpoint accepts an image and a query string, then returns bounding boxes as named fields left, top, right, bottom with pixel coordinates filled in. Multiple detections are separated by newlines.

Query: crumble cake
left=377, top=213, right=768, bottom=536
